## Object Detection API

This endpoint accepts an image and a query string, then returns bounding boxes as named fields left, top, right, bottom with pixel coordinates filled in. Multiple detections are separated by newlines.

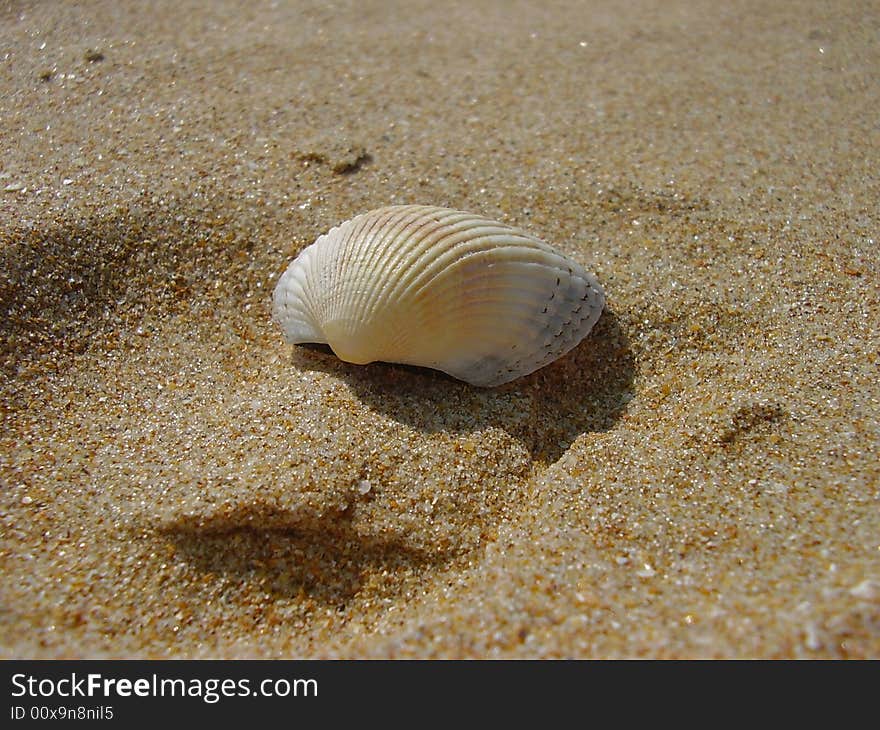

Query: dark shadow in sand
left=0, top=206, right=249, bottom=400
left=159, top=505, right=457, bottom=606
left=291, top=308, right=636, bottom=464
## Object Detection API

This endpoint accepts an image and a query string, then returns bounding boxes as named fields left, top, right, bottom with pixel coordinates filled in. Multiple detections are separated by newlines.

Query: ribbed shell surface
left=272, top=205, right=605, bottom=387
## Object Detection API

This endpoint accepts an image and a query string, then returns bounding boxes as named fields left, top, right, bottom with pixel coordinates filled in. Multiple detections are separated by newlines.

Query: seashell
left=272, top=205, right=605, bottom=387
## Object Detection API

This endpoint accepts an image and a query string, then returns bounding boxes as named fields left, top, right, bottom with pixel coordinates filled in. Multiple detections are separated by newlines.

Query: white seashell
left=272, top=205, right=605, bottom=387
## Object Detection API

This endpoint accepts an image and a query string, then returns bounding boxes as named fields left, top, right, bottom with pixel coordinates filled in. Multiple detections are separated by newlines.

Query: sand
left=1, top=0, right=878, bottom=658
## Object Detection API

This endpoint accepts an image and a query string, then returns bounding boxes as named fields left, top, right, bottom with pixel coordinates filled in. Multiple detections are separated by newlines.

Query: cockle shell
left=272, top=205, right=605, bottom=387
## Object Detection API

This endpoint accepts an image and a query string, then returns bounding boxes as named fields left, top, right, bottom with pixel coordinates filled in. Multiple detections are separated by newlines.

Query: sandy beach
left=1, top=0, right=878, bottom=658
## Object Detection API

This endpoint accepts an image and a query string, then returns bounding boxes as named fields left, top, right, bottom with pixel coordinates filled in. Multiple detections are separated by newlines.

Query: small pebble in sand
left=849, top=579, right=877, bottom=600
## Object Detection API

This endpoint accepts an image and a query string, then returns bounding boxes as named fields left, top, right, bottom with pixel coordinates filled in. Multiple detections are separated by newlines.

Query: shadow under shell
left=290, top=308, right=636, bottom=465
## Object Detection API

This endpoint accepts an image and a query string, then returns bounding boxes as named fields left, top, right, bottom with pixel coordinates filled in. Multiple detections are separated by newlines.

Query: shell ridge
left=347, top=207, right=440, bottom=335
left=379, top=229, right=537, bottom=315
left=406, top=260, right=575, bottom=319
left=305, top=233, right=336, bottom=332
left=331, top=210, right=381, bottom=326
left=291, top=234, right=324, bottom=332
left=272, top=245, right=327, bottom=344
left=362, top=209, right=507, bottom=317
left=400, top=239, right=568, bottom=306
left=329, top=210, right=379, bottom=330
left=324, top=207, right=400, bottom=340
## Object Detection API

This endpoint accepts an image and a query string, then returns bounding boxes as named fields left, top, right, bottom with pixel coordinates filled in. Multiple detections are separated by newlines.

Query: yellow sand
left=1, top=0, right=877, bottom=658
